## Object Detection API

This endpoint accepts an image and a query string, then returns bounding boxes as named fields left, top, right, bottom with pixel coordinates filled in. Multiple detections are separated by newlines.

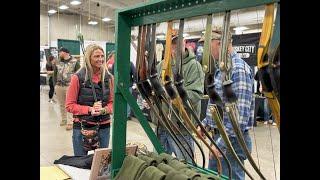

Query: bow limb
left=136, top=23, right=195, bottom=163
left=225, top=103, right=266, bottom=180
left=257, top=3, right=280, bottom=131
left=202, top=14, right=213, bottom=74
left=161, top=21, right=173, bottom=83
left=209, top=104, right=255, bottom=180
left=172, top=97, right=222, bottom=174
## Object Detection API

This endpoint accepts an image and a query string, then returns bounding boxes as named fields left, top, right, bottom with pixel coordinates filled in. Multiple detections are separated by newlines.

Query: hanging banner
left=232, top=32, right=260, bottom=66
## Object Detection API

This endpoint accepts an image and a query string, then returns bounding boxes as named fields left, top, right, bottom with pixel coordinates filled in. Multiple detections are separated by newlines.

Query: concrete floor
left=40, top=86, right=279, bottom=180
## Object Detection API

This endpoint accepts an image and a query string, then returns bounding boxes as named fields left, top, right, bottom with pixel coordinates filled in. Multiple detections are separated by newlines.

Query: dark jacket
left=73, top=68, right=111, bottom=122
left=54, top=154, right=93, bottom=169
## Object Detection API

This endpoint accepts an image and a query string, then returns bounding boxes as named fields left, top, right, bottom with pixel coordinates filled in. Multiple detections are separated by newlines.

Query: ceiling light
left=233, top=26, right=249, bottom=31
left=242, top=29, right=262, bottom=34
left=59, top=5, right=69, bottom=10
left=183, top=33, right=189, bottom=37
left=102, top=17, right=111, bottom=22
left=157, top=33, right=165, bottom=36
left=48, top=9, right=57, bottom=14
left=88, top=21, right=98, bottom=25
left=156, top=35, right=165, bottom=39
left=184, top=35, right=201, bottom=40
left=70, top=0, right=81, bottom=5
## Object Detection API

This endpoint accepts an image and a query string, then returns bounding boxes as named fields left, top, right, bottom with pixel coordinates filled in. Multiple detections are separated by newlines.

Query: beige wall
left=40, top=10, right=115, bottom=46
left=40, top=11, right=49, bottom=46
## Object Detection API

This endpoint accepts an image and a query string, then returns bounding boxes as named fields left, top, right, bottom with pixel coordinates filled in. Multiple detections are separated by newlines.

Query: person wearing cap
left=153, top=32, right=205, bottom=162
left=199, top=28, right=255, bottom=180
left=54, top=47, right=81, bottom=130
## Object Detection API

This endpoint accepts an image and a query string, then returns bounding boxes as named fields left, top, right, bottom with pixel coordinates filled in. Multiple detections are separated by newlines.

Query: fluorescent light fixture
left=183, top=33, right=189, bottom=37
left=48, top=9, right=57, bottom=14
left=233, top=26, right=249, bottom=31
left=102, top=17, right=111, bottom=22
left=88, top=21, right=98, bottom=25
left=242, top=29, right=262, bottom=34
left=184, top=35, right=201, bottom=40
left=156, top=35, right=165, bottom=39
left=202, top=31, right=206, bottom=34
left=235, top=30, right=242, bottom=35
left=59, top=5, right=69, bottom=10
left=70, top=0, right=82, bottom=5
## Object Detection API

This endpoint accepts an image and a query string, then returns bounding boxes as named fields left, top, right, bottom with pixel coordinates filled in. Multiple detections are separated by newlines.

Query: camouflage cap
left=59, top=47, right=70, bottom=53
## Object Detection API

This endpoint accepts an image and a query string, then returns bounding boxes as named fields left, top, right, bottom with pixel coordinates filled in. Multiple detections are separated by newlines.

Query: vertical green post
left=111, top=11, right=131, bottom=178
left=111, top=10, right=164, bottom=178
left=117, top=86, right=165, bottom=154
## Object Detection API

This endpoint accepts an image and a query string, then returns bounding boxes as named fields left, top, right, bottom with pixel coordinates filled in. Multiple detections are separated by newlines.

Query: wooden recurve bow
left=209, top=104, right=255, bottom=180
left=136, top=24, right=196, bottom=164
left=218, top=10, right=267, bottom=180
left=161, top=19, right=224, bottom=177
left=257, top=3, right=280, bottom=131
left=147, top=23, right=207, bottom=168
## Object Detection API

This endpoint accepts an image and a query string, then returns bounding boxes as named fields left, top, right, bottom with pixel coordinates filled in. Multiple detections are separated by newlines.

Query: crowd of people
left=43, top=27, right=275, bottom=180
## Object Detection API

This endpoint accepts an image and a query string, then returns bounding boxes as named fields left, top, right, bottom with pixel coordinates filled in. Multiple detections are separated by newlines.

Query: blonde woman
left=66, top=44, right=113, bottom=156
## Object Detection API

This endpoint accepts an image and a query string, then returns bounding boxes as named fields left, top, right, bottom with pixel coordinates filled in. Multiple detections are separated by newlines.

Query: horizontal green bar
left=117, top=0, right=169, bottom=14
left=117, top=0, right=279, bottom=27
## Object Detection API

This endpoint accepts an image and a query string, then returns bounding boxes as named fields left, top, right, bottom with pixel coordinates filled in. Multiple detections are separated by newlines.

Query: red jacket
left=66, top=71, right=114, bottom=124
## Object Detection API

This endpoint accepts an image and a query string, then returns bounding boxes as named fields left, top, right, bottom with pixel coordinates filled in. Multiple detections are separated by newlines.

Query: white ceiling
left=40, top=1, right=276, bottom=37
left=40, top=0, right=146, bottom=25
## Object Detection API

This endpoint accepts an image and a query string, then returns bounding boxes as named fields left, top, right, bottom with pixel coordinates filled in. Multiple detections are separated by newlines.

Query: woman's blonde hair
left=83, top=44, right=111, bottom=85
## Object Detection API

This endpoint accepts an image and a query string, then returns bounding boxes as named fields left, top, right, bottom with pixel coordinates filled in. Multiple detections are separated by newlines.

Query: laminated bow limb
left=218, top=10, right=267, bottom=180
left=202, top=14, right=213, bottom=74
left=146, top=23, right=200, bottom=164
left=257, top=3, right=280, bottom=131
left=173, top=17, right=231, bottom=179
left=135, top=24, right=195, bottom=164
left=225, top=103, right=266, bottom=180
left=161, top=19, right=225, bottom=177
left=209, top=104, right=255, bottom=180
left=146, top=22, right=206, bottom=168
left=147, top=19, right=208, bottom=170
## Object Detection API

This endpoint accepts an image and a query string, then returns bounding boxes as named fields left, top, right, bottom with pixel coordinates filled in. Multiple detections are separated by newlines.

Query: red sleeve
left=66, top=75, right=91, bottom=115
left=104, top=76, right=114, bottom=114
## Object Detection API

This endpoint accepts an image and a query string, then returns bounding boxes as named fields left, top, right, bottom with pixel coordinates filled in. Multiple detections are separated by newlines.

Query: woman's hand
left=89, top=105, right=102, bottom=116
left=93, top=101, right=102, bottom=110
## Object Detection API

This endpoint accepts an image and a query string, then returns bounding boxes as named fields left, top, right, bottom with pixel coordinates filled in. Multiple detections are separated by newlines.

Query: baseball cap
left=59, top=47, right=70, bottom=53
left=198, top=27, right=231, bottom=43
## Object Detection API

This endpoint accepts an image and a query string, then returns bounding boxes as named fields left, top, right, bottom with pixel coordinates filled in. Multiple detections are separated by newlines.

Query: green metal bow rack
left=111, top=0, right=279, bottom=179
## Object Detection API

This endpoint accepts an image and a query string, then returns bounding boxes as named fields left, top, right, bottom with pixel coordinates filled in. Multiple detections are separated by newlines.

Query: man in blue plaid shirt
left=198, top=29, right=255, bottom=180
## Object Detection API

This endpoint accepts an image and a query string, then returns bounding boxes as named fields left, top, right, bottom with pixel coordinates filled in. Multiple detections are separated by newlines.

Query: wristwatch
left=100, top=108, right=107, bottom=115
